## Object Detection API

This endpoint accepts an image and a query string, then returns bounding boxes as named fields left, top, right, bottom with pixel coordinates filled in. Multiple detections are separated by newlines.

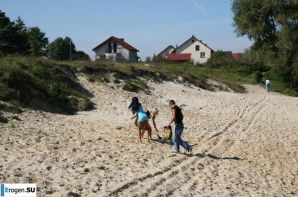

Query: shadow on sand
left=187, top=152, right=241, bottom=161
left=152, top=139, right=241, bottom=161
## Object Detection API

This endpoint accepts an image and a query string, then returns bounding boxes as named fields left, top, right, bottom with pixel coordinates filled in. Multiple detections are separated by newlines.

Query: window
left=200, top=52, right=206, bottom=58
left=108, top=43, right=112, bottom=53
left=196, top=45, right=200, bottom=51
left=113, top=43, right=117, bottom=53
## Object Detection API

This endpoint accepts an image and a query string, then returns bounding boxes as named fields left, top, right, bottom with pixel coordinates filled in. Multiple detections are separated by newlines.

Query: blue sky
left=1, top=0, right=252, bottom=60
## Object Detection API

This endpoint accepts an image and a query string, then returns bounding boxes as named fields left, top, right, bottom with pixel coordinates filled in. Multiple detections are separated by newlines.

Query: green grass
left=76, top=60, right=252, bottom=93
left=263, top=71, right=298, bottom=96
left=74, top=60, right=298, bottom=96
left=0, top=56, right=94, bottom=114
left=0, top=56, right=296, bottom=119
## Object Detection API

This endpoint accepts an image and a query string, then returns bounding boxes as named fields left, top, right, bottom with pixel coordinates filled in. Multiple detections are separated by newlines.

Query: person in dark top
left=166, top=100, right=192, bottom=154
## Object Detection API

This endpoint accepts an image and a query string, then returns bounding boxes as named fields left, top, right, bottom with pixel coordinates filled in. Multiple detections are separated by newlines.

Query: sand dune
left=0, top=75, right=297, bottom=196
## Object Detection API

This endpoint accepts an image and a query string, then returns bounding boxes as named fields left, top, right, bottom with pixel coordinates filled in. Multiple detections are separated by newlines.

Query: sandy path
left=0, top=76, right=297, bottom=196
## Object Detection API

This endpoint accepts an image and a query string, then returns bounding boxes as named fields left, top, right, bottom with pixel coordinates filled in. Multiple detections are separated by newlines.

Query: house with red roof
left=158, top=35, right=214, bottom=64
left=92, top=36, right=139, bottom=62
left=224, top=51, right=243, bottom=60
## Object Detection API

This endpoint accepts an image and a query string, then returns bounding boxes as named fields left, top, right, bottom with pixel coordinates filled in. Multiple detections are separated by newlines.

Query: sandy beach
left=0, top=75, right=297, bottom=196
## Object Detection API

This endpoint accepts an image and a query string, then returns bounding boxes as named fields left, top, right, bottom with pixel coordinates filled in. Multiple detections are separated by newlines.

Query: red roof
left=164, top=53, right=191, bottom=61
left=232, top=53, right=243, bottom=59
left=93, top=36, right=139, bottom=52
left=224, top=51, right=243, bottom=60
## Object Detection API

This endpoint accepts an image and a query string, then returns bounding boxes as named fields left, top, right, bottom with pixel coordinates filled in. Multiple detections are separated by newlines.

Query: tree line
left=0, top=10, right=90, bottom=60
left=232, top=0, right=298, bottom=89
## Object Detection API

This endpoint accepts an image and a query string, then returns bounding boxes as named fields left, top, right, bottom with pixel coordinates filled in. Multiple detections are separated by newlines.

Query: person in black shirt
left=166, top=100, right=192, bottom=154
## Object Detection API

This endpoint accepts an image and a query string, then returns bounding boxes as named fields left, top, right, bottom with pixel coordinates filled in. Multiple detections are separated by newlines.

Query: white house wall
left=94, top=43, right=108, bottom=58
left=94, top=43, right=137, bottom=62
left=176, top=39, right=212, bottom=64
left=117, top=46, right=130, bottom=61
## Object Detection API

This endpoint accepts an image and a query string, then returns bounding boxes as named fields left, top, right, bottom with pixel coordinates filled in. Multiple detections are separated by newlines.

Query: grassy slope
left=74, top=60, right=298, bottom=96
left=71, top=60, right=259, bottom=94
left=71, top=60, right=244, bottom=93
left=0, top=56, right=94, bottom=114
left=0, top=57, right=297, bottom=118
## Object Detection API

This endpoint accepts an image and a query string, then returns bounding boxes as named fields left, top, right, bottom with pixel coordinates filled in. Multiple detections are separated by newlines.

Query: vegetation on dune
left=76, top=52, right=298, bottom=96
left=75, top=58, right=253, bottom=94
left=0, top=55, right=297, bottom=123
left=1, top=1, right=298, bottom=123
left=0, top=57, right=94, bottom=114
left=204, top=51, right=298, bottom=96
left=232, top=0, right=298, bottom=91
left=76, top=60, right=218, bottom=93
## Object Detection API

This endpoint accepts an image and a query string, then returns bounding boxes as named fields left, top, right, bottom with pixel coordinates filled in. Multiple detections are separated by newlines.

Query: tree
left=73, top=51, right=90, bottom=61
left=145, top=56, right=151, bottom=62
left=0, top=11, right=49, bottom=56
left=14, top=17, right=29, bottom=54
left=47, top=37, right=75, bottom=60
left=27, top=27, right=48, bottom=56
left=232, top=0, right=298, bottom=88
left=0, top=10, right=18, bottom=54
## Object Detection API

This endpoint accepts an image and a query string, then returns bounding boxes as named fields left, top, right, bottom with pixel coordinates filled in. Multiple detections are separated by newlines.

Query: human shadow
left=152, top=138, right=173, bottom=145
left=182, top=152, right=242, bottom=161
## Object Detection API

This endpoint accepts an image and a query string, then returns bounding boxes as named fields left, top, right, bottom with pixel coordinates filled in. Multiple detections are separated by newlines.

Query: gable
left=158, top=45, right=175, bottom=56
left=175, top=36, right=213, bottom=54
left=93, top=36, right=139, bottom=52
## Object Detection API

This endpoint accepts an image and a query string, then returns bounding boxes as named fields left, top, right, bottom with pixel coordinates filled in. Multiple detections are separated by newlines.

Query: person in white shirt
left=265, top=79, right=270, bottom=92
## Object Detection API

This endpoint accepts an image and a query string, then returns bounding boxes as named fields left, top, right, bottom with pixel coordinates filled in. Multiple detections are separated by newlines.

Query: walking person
left=128, top=97, right=152, bottom=143
left=265, top=79, right=270, bottom=92
left=166, top=100, right=192, bottom=154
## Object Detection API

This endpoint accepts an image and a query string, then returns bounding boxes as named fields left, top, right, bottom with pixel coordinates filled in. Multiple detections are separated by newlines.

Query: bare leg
left=144, top=121, right=152, bottom=143
left=141, top=130, right=146, bottom=139
left=137, top=122, right=142, bottom=142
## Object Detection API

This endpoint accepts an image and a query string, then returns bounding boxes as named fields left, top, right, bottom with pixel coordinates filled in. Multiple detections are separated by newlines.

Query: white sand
left=0, top=75, right=297, bottom=196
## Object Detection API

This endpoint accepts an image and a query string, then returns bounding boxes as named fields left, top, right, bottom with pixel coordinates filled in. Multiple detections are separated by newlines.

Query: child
left=134, top=108, right=161, bottom=140
left=149, top=108, right=162, bottom=140
left=128, top=97, right=152, bottom=142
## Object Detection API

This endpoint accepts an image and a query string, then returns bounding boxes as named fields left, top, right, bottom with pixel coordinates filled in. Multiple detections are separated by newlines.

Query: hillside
left=1, top=57, right=297, bottom=123
left=0, top=57, right=94, bottom=122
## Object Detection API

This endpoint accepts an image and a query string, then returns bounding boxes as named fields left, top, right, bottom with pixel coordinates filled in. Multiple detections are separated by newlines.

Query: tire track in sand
left=208, top=95, right=267, bottom=140
left=199, top=95, right=268, bottom=164
left=107, top=95, right=268, bottom=196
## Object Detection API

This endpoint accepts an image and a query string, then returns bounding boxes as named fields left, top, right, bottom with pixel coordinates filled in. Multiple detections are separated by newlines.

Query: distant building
left=157, top=45, right=175, bottom=57
left=92, top=36, right=139, bottom=62
left=158, top=35, right=214, bottom=64
left=164, top=53, right=192, bottom=62
left=224, top=51, right=243, bottom=60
